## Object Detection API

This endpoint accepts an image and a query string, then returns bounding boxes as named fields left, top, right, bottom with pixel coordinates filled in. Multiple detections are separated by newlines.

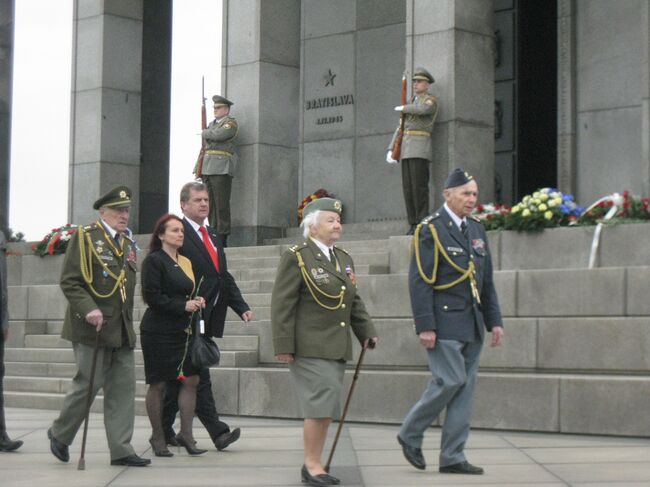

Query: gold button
left=340, top=322, right=346, bottom=327
left=452, top=252, right=457, bottom=256
left=341, top=285, right=346, bottom=290
left=443, top=305, right=448, bottom=310
left=341, top=303, right=346, bottom=309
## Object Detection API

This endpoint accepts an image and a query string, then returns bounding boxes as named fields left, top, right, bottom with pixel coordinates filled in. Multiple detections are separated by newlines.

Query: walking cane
left=78, top=330, right=101, bottom=470
left=325, top=341, right=374, bottom=472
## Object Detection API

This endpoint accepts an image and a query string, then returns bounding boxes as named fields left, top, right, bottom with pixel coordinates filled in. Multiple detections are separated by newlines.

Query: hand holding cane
left=78, top=329, right=101, bottom=470
left=325, top=339, right=376, bottom=472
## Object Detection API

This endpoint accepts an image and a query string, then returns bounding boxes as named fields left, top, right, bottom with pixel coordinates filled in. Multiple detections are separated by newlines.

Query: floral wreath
left=33, top=224, right=79, bottom=256
left=297, top=189, right=336, bottom=223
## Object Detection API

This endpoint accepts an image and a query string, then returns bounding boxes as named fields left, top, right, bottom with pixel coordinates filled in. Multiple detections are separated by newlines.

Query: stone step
left=3, top=390, right=148, bottom=416
left=226, top=250, right=389, bottom=271
left=5, top=361, right=199, bottom=381
left=5, top=346, right=259, bottom=368
left=5, top=368, right=649, bottom=437
left=282, top=219, right=409, bottom=238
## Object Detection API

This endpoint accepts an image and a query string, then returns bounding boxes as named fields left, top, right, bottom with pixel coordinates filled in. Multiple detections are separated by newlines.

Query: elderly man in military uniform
left=195, top=95, right=239, bottom=246
left=397, top=169, right=504, bottom=475
left=47, top=186, right=150, bottom=467
left=387, top=67, right=438, bottom=235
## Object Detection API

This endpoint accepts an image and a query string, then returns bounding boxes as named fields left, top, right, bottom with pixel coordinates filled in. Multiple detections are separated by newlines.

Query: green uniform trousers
left=401, top=157, right=430, bottom=225
left=204, top=174, right=233, bottom=236
left=51, top=342, right=136, bottom=460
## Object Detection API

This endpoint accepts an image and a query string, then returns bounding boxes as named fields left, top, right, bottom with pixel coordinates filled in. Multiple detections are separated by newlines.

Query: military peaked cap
left=444, top=168, right=474, bottom=189
left=93, top=186, right=132, bottom=210
left=412, top=67, right=434, bottom=84
left=303, top=197, right=343, bottom=218
left=212, top=95, right=233, bottom=107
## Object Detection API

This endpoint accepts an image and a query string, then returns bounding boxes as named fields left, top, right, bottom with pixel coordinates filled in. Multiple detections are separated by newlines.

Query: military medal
left=345, top=265, right=357, bottom=286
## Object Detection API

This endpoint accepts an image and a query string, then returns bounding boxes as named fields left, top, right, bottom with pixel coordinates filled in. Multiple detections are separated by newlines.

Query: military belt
left=404, top=130, right=431, bottom=137
left=205, top=149, right=233, bottom=156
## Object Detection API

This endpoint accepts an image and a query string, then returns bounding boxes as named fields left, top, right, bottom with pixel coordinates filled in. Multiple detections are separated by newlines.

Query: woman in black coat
left=140, top=214, right=206, bottom=456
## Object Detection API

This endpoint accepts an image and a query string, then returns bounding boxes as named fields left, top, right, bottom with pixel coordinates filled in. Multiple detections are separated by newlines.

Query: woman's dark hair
left=149, top=213, right=183, bottom=252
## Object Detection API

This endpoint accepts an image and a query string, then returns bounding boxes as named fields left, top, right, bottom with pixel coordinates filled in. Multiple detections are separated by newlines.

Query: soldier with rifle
left=194, top=86, right=239, bottom=247
left=387, top=67, right=438, bottom=235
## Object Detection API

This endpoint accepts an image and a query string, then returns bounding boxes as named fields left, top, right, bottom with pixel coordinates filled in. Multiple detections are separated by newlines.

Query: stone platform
left=4, top=222, right=650, bottom=437
left=1, top=408, right=650, bottom=486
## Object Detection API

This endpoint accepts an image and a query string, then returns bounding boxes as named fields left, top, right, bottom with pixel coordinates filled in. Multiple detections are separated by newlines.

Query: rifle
left=194, top=76, right=207, bottom=177
left=390, top=72, right=408, bottom=161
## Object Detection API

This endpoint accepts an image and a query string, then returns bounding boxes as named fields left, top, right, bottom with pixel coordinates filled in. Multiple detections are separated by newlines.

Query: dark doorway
left=494, top=0, right=557, bottom=204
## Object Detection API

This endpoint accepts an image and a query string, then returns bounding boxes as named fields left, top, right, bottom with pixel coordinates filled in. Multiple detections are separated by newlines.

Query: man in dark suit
left=397, top=169, right=504, bottom=475
left=163, top=181, right=252, bottom=450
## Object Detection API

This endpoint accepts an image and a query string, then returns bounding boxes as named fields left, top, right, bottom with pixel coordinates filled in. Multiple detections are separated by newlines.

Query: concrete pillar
left=68, top=0, right=143, bottom=230
left=0, top=0, right=14, bottom=234
left=557, top=0, right=577, bottom=196
left=406, top=0, right=495, bottom=205
left=139, top=0, right=172, bottom=233
left=222, top=0, right=301, bottom=245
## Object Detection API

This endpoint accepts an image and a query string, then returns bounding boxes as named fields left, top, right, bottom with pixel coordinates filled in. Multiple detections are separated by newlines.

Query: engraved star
left=324, top=69, right=336, bottom=87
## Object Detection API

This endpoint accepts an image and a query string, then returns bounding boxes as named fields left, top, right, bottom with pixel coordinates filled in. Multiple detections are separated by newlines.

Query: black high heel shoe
left=149, top=438, right=173, bottom=457
left=175, top=434, right=207, bottom=455
left=301, top=465, right=339, bottom=486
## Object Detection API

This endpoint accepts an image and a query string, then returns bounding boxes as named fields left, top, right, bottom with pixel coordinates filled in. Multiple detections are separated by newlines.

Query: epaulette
left=469, top=215, right=481, bottom=223
left=419, top=213, right=439, bottom=225
left=424, top=95, right=437, bottom=106
left=334, top=245, right=350, bottom=256
left=289, top=242, right=308, bottom=253
left=83, top=223, right=96, bottom=231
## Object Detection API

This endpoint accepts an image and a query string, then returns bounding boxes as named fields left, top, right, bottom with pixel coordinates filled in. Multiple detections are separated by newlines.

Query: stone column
left=68, top=0, right=143, bottom=230
left=0, top=0, right=13, bottom=233
left=642, top=0, right=650, bottom=193
left=557, top=0, right=577, bottom=196
left=222, top=0, right=301, bottom=245
left=406, top=0, right=495, bottom=205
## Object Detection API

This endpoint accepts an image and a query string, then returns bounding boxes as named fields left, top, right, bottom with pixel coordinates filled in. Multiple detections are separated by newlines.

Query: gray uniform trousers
left=51, top=342, right=136, bottom=460
left=399, top=338, right=482, bottom=467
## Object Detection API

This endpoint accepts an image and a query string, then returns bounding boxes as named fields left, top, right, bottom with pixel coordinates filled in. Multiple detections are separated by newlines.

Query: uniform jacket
left=200, top=115, right=239, bottom=176
left=388, top=94, right=438, bottom=161
left=409, top=207, right=502, bottom=342
left=271, top=239, right=377, bottom=361
left=140, top=250, right=195, bottom=336
left=60, top=222, right=137, bottom=348
left=179, top=218, right=249, bottom=338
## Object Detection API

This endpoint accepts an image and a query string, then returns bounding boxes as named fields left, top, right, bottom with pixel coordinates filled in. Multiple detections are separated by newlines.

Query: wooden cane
left=78, top=330, right=101, bottom=470
left=324, top=341, right=374, bottom=472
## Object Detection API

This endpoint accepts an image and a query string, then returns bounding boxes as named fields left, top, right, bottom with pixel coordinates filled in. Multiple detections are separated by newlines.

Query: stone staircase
left=4, top=222, right=650, bottom=436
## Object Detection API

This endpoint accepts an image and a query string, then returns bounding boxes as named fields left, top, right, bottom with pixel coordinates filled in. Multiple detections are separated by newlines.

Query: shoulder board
left=83, top=223, right=96, bottom=231
left=419, top=213, right=439, bottom=225
left=288, top=242, right=308, bottom=253
left=469, top=215, right=482, bottom=223
left=424, top=95, right=437, bottom=106
left=333, top=245, right=350, bottom=256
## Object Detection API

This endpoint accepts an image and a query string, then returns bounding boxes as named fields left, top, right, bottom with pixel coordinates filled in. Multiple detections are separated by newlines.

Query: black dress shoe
left=175, top=434, right=207, bottom=455
left=149, top=438, right=173, bottom=457
left=397, top=435, right=425, bottom=470
left=47, top=428, right=69, bottom=462
left=110, top=453, right=152, bottom=466
left=214, top=427, right=240, bottom=451
left=439, top=460, right=484, bottom=475
left=0, top=435, right=23, bottom=452
left=301, top=465, right=337, bottom=486
left=166, top=436, right=180, bottom=447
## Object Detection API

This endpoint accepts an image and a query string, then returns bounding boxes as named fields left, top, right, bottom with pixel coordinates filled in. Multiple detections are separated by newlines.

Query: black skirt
left=141, top=330, right=201, bottom=384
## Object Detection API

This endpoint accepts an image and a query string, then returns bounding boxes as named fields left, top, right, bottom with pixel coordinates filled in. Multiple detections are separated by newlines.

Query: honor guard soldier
left=272, top=197, right=378, bottom=486
left=387, top=67, right=438, bottom=234
left=397, top=169, right=504, bottom=475
left=195, top=95, right=239, bottom=246
left=47, top=186, right=150, bottom=467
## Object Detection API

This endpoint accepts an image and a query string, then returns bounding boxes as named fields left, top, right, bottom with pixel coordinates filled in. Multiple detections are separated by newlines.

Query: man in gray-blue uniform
left=397, top=168, right=504, bottom=475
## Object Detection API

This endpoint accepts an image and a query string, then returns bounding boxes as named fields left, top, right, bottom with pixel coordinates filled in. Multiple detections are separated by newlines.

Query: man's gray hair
left=300, top=210, right=322, bottom=238
left=180, top=181, right=208, bottom=203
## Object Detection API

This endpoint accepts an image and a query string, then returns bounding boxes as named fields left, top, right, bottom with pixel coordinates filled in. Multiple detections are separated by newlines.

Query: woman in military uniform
left=271, top=198, right=378, bottom=487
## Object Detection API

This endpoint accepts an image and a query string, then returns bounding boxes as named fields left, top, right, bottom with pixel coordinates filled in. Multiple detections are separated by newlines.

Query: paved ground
left=1, top=407, right=649, bottom=486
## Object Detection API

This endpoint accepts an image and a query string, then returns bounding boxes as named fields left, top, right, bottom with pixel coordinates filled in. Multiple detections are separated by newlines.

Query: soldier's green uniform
left=388, top=67, right=438, bottom=229
left=198, top=95, right=239, bottom=238
left=49, top=186, right=142, bottom=463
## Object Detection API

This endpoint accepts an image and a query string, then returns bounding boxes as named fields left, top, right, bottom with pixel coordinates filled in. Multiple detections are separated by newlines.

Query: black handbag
left=190, top=313, right=220, bottom=368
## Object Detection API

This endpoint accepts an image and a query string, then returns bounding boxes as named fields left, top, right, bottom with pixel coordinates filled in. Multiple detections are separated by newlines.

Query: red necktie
left=199, top=226, right=220, bottom=272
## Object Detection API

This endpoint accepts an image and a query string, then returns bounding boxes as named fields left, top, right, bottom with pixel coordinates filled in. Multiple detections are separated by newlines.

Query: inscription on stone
left=304, top=70, right=354, bottom=127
